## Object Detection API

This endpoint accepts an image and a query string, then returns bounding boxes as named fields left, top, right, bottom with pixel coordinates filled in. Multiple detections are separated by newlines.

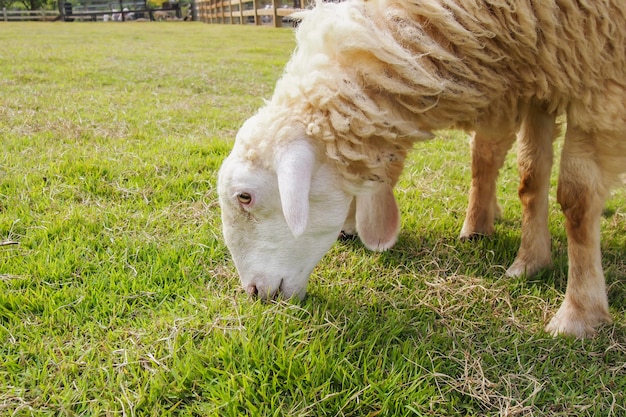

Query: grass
left=0, top=22, right=625, bottom=417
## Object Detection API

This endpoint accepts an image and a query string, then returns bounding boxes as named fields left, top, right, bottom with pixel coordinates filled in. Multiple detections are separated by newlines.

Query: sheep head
left=218, top=113, right=402, bottom=300
left=218, top=114, right=353, bottom=300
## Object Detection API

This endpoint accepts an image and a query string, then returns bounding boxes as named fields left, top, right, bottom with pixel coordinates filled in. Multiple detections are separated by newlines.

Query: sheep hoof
left=545, top=300, right=611, bottom=338
left=505, top=257, right=551, bottom=278
left=459, top=221, right=494, bottom=241
left=338, top=231, right=358, bottom=241
left=459, top=231, right=486, bottom=242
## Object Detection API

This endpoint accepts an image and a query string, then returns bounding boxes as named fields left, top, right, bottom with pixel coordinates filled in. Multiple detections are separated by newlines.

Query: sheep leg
left=340, top=197, right=357, bottom=238
left=545, top=125, right=611, bottom=337
left=460, top=129, right=516, bottom=239
left=506, top=106, right=556, bottom=277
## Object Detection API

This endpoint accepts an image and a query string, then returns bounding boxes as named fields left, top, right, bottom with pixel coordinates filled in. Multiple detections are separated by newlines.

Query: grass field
left=0, top=22, right=625, bottom=416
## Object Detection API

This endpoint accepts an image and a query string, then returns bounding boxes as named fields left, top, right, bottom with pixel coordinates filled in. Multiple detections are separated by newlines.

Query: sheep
left=218, top=0, right=626, bottom=338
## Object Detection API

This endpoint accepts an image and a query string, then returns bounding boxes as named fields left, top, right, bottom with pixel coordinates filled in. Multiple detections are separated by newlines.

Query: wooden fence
left=1, top=8, right=60, bottom=21
left=2, top=0, right=301, bottom=24
left=58, top=0, right=184, bottom=22
left=195, top=0, right=302, bottom=27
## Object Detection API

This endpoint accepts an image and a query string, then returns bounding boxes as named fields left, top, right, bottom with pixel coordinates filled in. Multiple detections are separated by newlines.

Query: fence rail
left=196, top=0, right=301, bottom=27
left=3, top=1, right=299, bottom=24
left=1, top=8, right=60, bottom=21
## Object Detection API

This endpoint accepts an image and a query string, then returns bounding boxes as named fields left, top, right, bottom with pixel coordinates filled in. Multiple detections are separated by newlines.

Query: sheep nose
left=245, top=284, right=259, bottom=297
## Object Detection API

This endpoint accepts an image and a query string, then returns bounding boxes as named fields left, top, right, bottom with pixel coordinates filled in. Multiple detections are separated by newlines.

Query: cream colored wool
left=239, top=0, right=626, bottom=186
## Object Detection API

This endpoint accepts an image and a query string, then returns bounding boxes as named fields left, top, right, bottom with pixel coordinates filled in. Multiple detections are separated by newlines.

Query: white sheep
left=218, top=0, right=626, bottom=337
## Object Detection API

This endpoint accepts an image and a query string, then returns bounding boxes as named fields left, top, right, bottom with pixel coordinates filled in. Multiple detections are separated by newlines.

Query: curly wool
left=242, top=0, right=626, bottom=185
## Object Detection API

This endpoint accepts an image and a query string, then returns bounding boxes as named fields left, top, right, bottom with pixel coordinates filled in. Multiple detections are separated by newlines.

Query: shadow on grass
left=299, top=226, right=626, bottom=415
left=324, top=221, right=626, bottom=329
left=203, top=219, right=626, bottom=416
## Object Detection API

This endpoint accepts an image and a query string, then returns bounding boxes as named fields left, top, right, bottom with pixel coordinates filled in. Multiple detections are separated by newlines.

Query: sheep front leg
left=545, top=126, right=611, bottom=337
left=506, top=106, right=556, bottom=277
left=340, top=197, right=357, bottom=237
left=460, top=129, right=516, bottom=239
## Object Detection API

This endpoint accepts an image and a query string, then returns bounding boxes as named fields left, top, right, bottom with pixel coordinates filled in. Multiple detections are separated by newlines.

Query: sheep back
left=241, top=0, right=626, bottom=186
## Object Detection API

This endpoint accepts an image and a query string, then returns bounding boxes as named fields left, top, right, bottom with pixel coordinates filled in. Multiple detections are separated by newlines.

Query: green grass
left=0, top=22, right=625, bottom=416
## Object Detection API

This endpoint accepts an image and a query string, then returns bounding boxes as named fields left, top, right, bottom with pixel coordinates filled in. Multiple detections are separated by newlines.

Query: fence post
left=2, top=7, right=7, bottom=21
left=191, top=0, right=198, bottom=20
left=271, top=0, right=279, bottom=27
left=252, top=0, right=258, bottom=25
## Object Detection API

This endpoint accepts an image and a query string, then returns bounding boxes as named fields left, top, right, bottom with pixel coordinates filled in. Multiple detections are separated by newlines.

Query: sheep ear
left=276, top=140, right=316, bottom=238
left=356, top=184, right=400, bottom=251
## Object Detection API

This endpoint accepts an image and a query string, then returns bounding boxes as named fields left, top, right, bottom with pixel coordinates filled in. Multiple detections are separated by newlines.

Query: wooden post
left=271, top=0, right=279, bottom=27
left=252, top=0, right=258, bottom=25
left=2, top=7, right=7, bottom=21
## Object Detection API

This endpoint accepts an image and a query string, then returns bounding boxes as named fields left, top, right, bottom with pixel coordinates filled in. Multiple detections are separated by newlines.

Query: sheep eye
left=237, top=192, right=252, bottom=205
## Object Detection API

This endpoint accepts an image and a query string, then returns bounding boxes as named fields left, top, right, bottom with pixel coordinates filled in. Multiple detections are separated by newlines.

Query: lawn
left=0, top=22, right=624, bottom=416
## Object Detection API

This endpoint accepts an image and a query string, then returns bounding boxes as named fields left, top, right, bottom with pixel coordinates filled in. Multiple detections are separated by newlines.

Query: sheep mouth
left=245, top=278, right=286, bottom=301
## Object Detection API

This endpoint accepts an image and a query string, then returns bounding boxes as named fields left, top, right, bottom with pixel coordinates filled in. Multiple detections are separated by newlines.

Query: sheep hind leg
left=506, top=106, right=556, bottom=278
left=545, top=125, right=611, bottom=338
left=460, top=129, right=516, bottom=240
